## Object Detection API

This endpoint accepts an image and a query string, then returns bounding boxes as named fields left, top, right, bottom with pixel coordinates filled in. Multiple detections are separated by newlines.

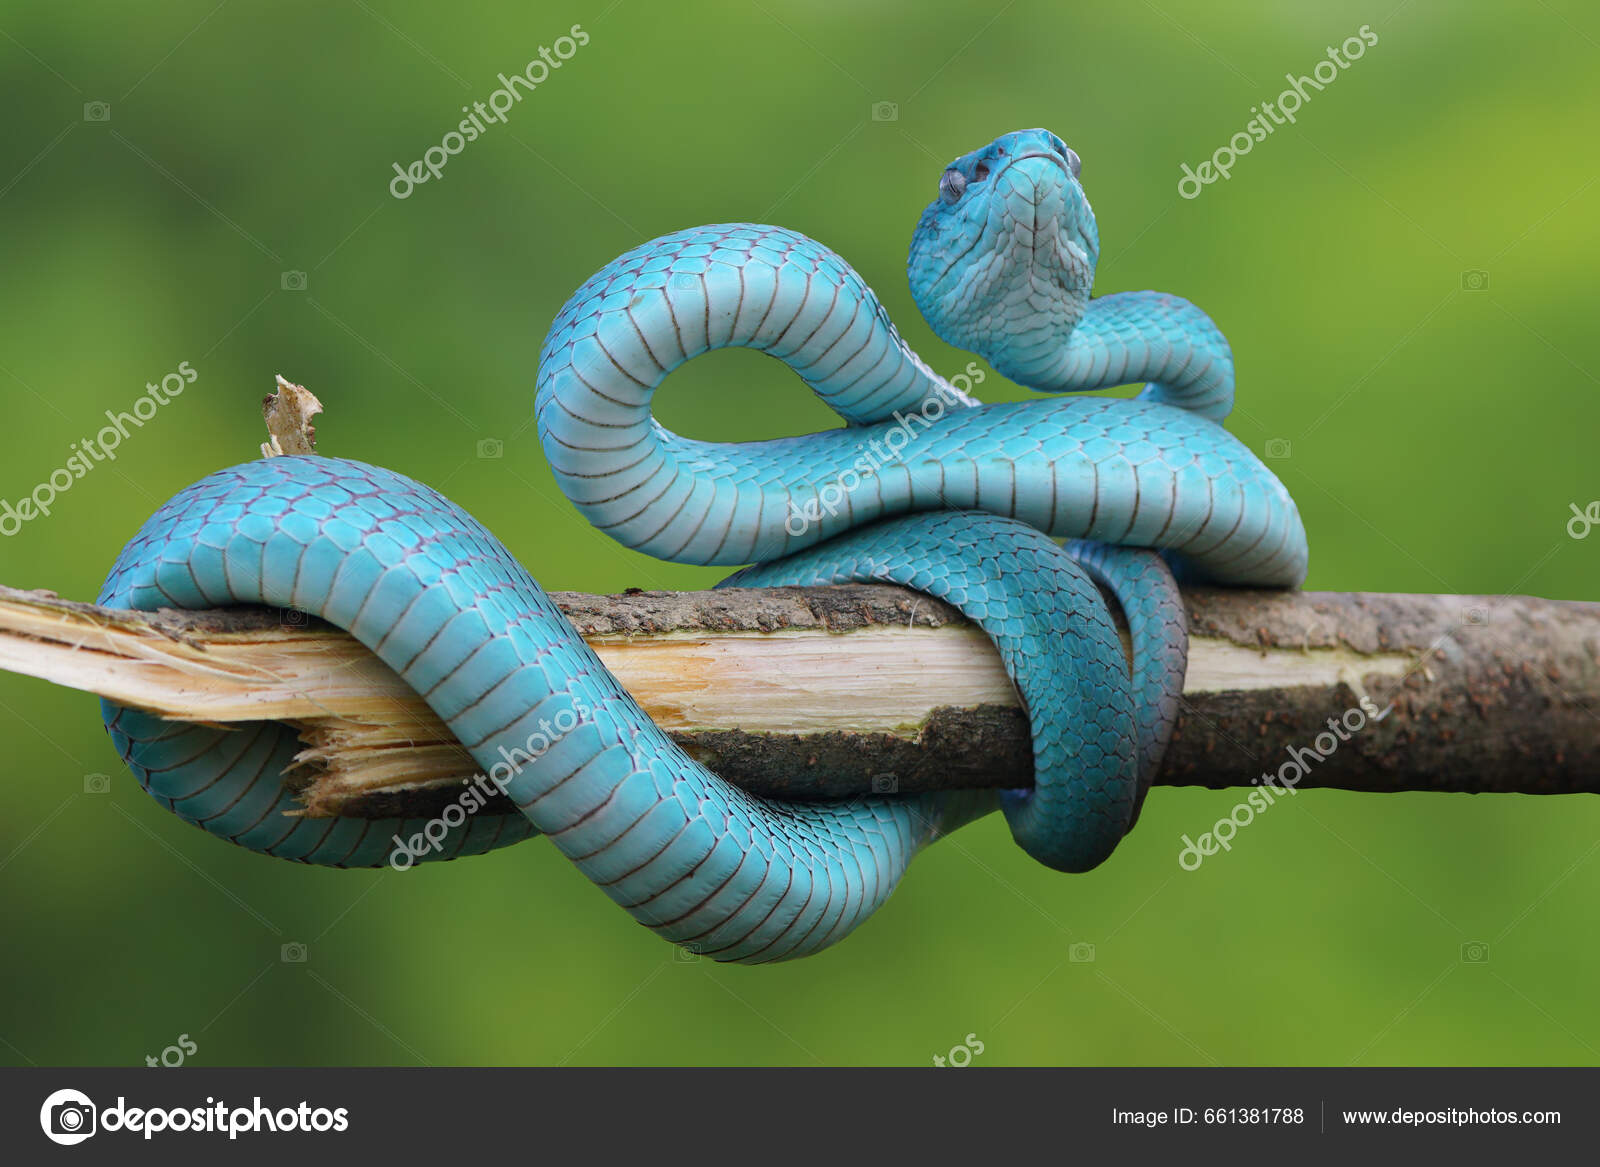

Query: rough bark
left=0, top=583, right=1595, bottom=822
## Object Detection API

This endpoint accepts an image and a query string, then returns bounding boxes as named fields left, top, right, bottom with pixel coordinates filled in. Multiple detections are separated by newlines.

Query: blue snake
left=97, top=130, right=1306, bottom=963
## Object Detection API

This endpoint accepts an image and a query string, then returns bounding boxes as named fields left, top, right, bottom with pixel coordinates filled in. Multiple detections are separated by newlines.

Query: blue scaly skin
left=98, top=129, right=1307, bottom=962
left=910, top=130, right=1234, bottom=421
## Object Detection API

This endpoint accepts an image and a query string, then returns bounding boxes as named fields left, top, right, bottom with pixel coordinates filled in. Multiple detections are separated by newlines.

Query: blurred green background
left=0, top=0, right=1595, bottom=1067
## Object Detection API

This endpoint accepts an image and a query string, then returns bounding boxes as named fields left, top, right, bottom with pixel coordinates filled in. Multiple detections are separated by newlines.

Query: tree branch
left=2, top=582, right=1596, bottom=822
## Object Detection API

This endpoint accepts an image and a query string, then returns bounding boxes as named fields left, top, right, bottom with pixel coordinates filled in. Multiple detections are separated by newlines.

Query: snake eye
left=938, top=168, right=966, bottom=204
left=1055, top=142, right=1082, bottom=179
left=973, top=162, right=990, bottom=181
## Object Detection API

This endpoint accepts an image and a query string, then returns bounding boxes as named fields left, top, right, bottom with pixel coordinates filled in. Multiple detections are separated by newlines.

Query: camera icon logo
left=870, top=101, right=899, bottom=122
left=477, top=438, right=505, bottom=460
left=40, top=1088, right=97, bottom=1145
left=1460, top=606, right=1490, bottom=628
left=1264, top=438, right=1292, bottom=460
left=1461, top=941, right=1490, bottom=963
left=673, top=944, right=702, bottom=963
left=1069, top=942, right=1096, bottom=963
left=83, top=102, right=111, bottom=122
left=1461, top=269, right=1490, bottom=291
left=870, top=773, right=899, bottom=794
left=671, top=272, right=699, bottom=291
left=84, top=773, right=111, bottom=795
left=280, top=607, right=309, bottom=629
left=281, top=270, right=308, bottom=292
left=281, top=942, right=308, bottom=963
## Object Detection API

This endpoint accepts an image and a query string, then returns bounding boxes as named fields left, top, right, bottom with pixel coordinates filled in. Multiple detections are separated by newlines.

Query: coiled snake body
left=99, top=130, right=1306, bottom=962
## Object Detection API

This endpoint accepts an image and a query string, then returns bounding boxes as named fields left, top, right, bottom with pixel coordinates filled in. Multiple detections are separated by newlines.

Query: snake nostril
left=973, top=162, right=990, bottom=182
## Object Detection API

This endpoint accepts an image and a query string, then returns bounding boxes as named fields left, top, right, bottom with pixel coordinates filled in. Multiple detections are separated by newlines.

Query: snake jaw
left=994, top=151, right=1095, bottom=286
left=909, top=129, right=1101, bottom=388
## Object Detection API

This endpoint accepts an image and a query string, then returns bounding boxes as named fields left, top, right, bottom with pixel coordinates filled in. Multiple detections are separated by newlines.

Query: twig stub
left=260, top=375, right=323, bottom=458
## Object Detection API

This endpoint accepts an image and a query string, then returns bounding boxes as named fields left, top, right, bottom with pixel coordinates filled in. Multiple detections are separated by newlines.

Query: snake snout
left=909, top=129, right=1102, bottom=368
left=986, top=154, right=1095, bottom=320
left=997, top=154, right=1072, bottom=243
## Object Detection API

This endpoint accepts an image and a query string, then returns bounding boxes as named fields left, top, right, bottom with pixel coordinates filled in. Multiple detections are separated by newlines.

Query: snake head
left=907, top=129, right=1100, bottom=383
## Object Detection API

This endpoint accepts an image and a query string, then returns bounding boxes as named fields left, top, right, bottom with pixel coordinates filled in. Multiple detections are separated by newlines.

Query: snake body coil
left=99, top=130, right=1307, bottom=962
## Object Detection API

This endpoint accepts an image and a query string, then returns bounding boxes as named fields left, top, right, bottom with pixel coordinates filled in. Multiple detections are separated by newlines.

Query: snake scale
left=98, top=130, right=1306, bottom=963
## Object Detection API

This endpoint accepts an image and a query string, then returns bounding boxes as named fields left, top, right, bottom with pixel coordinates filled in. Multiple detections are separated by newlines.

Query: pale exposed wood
left=1, top=583, right=1596, bottom=820
left=0, top=586, right=1416, bottom=730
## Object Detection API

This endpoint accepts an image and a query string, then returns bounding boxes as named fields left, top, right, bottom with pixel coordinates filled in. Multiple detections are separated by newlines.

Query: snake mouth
left=992, top=151, right=1073, bottom=214
left=1002, top=149, right=1072, bottom=172
left=994, top=150, right=1075, bottom=204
